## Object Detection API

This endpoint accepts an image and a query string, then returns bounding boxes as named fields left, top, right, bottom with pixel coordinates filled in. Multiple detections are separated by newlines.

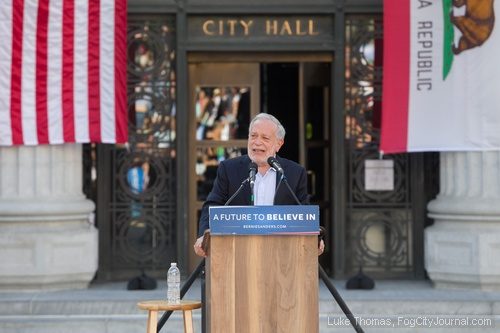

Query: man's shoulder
left=277, top=156, right=305, bottom=171
left=220, top=155, right=250, bottom=168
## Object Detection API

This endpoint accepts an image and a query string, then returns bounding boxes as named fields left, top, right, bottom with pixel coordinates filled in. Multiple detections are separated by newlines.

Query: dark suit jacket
left=198, top=154, right=309, bottom=236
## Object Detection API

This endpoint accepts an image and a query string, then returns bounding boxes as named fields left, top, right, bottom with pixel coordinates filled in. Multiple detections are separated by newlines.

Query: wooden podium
left=205, top=229, right=319, bottom=332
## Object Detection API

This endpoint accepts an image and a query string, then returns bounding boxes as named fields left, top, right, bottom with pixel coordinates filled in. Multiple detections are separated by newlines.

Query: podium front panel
left=206, top=235, right=319, bottom=333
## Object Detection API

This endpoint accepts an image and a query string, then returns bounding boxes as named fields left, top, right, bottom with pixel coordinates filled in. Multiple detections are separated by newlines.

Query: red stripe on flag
left=10, top=0, right=24, bottom=145
left=36, top=0, right=50, bottom=144
left=62, top=0, right=75, bottom=142
left=114, top=0, right=127, bottom=143
left=88, top=0, right=101, bottom=142
left=380, top=0, right=410, bottom=153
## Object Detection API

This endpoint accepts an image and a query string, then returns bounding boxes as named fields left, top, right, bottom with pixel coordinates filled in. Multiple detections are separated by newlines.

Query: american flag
left=0, top=0, right=127, bottom=146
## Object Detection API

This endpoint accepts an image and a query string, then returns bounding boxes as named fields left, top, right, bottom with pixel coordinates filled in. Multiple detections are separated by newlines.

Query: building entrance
left=187, top=54, right=333, bottom=270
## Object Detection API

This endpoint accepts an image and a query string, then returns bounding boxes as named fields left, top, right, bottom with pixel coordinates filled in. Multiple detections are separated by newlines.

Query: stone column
left=425, top=151, right=500, bottom=291
left=0, top=144, right=97, bottom=290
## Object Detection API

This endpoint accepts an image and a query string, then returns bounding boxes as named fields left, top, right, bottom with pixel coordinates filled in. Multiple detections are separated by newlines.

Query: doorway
left=187, top=54, right=333, bottom=270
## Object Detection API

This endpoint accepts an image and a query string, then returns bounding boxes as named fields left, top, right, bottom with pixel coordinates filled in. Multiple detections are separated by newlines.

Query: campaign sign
left=209, top=205, right=320, bottom=235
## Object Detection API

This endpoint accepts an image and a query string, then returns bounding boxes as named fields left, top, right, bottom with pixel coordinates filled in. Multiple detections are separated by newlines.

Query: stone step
left=2, top=296, right=498, bottom=317
left=1, top=313, right=499, bottom=333
left=1, top=279, right=500, bottom=333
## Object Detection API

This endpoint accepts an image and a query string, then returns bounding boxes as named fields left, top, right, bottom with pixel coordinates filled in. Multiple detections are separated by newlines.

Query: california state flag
left=381, top=0, right=500, bottom=153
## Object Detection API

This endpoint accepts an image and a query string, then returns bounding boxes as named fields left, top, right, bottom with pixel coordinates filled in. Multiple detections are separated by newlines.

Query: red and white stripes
left=0, top=0, right=127, bottom=146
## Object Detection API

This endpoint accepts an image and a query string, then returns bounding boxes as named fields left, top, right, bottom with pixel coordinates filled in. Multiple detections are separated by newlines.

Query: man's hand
left=193, top=235, right=207, bottom=257
left=318, top=239, right=325, bottom=256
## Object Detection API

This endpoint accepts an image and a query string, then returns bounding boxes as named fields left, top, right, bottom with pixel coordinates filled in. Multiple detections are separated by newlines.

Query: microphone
left=267, top=156, right=284, bottom=174
left=248, top=162, right=257, bottom=191
left=268, top=156, right=303, bottom=206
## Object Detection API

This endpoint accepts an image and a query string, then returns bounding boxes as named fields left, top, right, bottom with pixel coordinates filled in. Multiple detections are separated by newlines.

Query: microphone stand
left=281, top=174, right=302, bottom=205
left=249, top=181, right=255, bottom=206
left=225, top=177, right=250, bottom=206
left=278, top=172, right=365, bottom=333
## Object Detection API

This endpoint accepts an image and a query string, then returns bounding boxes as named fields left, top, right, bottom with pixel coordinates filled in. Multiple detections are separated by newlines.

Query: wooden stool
left=137, top=300, right=202, bottom=333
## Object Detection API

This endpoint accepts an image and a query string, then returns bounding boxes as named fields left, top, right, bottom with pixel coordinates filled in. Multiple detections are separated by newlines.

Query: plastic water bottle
left=167, top=263, right=180, bottom=304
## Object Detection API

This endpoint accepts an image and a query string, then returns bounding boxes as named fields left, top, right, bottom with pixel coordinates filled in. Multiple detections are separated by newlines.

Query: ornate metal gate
left=344, top=16, right=435, bottom=278
left=95, top=15, right=177, bottom=280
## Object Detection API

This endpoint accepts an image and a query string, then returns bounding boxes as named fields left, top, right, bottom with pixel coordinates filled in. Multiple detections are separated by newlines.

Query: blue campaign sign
left=209, top=205, right=320, bottom=235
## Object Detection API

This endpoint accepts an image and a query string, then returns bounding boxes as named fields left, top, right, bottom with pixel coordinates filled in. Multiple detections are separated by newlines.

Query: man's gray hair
left=249, top=113, right=286, bottom=140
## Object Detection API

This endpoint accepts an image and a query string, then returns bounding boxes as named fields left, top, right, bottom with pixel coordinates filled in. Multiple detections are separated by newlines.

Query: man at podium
left=194, top=112, right=325, bottom=257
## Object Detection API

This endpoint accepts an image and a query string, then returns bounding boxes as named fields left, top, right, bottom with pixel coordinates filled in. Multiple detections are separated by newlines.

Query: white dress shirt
left=254, top=168, right=277, bottom=205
